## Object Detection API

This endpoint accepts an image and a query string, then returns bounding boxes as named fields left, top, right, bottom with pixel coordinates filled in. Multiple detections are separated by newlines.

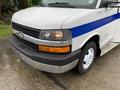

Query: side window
left=100, top=0, right=118, bottom=8
left=111, top=0, right=118, bottom=2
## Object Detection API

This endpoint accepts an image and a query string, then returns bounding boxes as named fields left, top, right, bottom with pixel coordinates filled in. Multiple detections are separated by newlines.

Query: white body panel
left=12, top=7, right=92, bottom=29
left=62, top=8, right=118, bottom=52
left=12, top=2, right=120, bottom=56
left=112, top=19, right=120, bottom=42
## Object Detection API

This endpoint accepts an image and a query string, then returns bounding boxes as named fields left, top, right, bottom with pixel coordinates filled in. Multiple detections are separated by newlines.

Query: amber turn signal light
left=38, top=45, right=71, bottom=53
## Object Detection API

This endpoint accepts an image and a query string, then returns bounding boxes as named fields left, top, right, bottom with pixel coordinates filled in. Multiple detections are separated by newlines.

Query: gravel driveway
left=0, top=38, right=120, bottom=90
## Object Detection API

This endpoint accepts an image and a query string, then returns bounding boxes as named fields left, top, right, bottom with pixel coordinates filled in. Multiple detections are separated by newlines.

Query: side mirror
left=103, top=1, right=112, bottom=8
left=105, top=1, right=120, bottom=8
left=103, top=1, right=120, bottom=13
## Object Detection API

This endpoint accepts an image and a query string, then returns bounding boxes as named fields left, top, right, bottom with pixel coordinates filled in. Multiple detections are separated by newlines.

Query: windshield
left=39, top=0, right=98, bottom=9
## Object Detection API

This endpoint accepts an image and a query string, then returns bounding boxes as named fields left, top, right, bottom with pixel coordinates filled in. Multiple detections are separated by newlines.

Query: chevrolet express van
left=10, top=0, right=120, bottom=74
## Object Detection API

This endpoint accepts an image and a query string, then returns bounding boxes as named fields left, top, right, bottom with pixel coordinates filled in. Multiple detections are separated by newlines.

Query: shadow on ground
left=0, top=38, right=120, bottom=90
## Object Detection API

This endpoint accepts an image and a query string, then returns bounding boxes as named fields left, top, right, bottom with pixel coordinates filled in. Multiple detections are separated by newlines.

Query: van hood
left=12, top=7, right=92, bottom=29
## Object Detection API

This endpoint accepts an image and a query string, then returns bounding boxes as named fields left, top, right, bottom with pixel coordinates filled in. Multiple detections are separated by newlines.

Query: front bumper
left=10, top=35, right=80, bottom=73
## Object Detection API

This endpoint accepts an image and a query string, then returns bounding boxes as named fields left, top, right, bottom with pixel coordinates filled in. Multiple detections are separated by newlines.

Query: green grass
left=0, top=21, right=4, bottom=24
left=0, top=24, right=12, bottom=38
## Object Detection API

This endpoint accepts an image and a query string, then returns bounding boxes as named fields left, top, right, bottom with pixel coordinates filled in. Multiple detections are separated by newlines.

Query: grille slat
left=14, top=35, right=38, bottom=51
left=12, top=22, right=40, bottom=38
left=12, top=22, right=39, bottom=51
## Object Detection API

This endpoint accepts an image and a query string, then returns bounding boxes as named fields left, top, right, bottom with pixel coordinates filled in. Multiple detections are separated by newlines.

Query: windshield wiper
left=48, top=2, right=75, bottom=8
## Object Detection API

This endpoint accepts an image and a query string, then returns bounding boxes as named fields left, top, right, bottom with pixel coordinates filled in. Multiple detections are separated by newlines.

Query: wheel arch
left=81, top=34, right=101, bottom=57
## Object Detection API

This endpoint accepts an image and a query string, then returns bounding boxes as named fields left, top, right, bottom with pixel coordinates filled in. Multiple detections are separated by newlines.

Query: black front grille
left=14, top=35, right=38, bottom=51
left=12, top=22, right=40, bottom=38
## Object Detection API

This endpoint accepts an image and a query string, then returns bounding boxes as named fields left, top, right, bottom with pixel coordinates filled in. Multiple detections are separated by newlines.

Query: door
left=98, top=0, right=118, bottom=46
left=111, top=0, right=120, bottom=42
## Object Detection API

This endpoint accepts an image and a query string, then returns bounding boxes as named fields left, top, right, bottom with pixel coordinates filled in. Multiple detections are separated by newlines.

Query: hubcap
left=83, top=48, right=95, bottom=69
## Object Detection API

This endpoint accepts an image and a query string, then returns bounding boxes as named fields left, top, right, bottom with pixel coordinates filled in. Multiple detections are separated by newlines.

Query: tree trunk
left=18, top=0, right=28, bottom=9
left=0, top=0, right=6, bottom=21
left=0, top=0, right=4, bottom=20
left=0, top=0, right=2, bottom=18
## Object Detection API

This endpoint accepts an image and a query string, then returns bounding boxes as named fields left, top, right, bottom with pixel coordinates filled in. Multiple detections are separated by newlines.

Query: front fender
left=72, top=32, right=100, bottom=52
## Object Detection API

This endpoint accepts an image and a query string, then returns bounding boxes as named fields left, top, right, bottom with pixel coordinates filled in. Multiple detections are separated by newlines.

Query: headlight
left=39, top=30, right=72, bottom=41
left=38, top=30, right=72, bottom=53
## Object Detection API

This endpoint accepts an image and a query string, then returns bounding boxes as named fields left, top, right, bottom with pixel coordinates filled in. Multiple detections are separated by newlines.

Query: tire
left=77, top=41, right=97, bottom=75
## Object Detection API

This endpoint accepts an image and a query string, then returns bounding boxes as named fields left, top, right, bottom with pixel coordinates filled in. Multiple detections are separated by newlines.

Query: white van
left=10, top=0, right=120, bottom=74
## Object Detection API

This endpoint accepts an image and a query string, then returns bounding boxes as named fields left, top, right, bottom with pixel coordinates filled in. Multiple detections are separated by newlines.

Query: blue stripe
left=70, top=13, right=120, bottom=38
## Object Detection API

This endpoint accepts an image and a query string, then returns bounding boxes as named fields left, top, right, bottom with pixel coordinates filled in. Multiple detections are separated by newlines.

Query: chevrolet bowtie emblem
left=13, top=30, right=24, bottom=39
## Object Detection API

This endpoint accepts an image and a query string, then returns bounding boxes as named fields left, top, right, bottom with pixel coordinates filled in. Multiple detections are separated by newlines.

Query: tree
left=27, top=0, right=40, bottom=7
left=0, top=0, right=1, bottom=16
left=17, top=0, right=28, bottom=9
left=0, top=0, right=41, bottom=22
left=32, top=0, right=40, bottom=5
left=0, top=0, right=16, bottom=22
left=0, top=0, right=3, bottom=19
left=0, top=0, right=6, bottom=21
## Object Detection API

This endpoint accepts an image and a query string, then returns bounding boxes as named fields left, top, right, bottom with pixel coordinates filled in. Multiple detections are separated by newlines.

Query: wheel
left=77, top=41, right=97, bottom=75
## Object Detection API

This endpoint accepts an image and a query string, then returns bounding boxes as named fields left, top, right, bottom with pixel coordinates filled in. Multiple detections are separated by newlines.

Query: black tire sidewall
left=78, top=41, right=97, bottom=75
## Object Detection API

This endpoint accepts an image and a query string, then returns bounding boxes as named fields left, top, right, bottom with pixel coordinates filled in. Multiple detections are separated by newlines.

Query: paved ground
left=0, top=39, right=120, bottom=90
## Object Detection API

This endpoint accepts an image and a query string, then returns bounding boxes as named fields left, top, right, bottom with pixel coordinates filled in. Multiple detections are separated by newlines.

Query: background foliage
left=0, top=0, right=40, bottom=23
